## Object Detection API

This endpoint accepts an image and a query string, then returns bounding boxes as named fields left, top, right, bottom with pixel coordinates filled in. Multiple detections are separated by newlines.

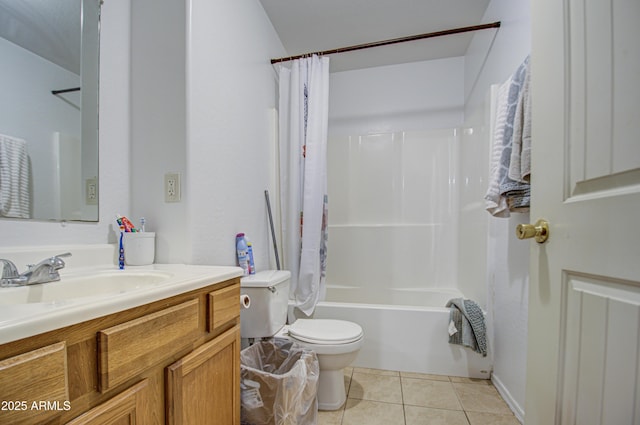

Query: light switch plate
left=86, top=177, right=98, bottom=205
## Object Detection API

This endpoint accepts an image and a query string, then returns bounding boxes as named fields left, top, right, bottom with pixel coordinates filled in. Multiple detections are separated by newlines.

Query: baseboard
left=491, top=373, right=525, bottom=424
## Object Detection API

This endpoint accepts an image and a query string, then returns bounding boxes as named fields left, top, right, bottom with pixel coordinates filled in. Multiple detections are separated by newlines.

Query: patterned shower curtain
left=278, top=55, right=330, bottom=316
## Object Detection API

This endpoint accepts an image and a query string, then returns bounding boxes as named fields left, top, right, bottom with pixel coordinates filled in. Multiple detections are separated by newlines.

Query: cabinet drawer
left=98, top=299, right=200, bottom=391
left=0, top=342, right=68, bottom=425
left=208, top=283, right=240, bottom=332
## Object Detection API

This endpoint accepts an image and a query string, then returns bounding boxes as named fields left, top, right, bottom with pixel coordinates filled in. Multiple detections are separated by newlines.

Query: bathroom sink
left=0, top=269, right=174, bottom=305
left=0, top=257, right=243, bottom=345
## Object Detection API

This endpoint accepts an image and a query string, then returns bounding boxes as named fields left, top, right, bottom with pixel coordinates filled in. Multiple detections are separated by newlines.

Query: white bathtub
left=292, top=286, right=492, bottom=379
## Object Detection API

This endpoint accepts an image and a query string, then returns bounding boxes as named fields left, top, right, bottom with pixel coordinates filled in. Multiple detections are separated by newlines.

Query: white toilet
left=240, top=270, right=364, bottom=411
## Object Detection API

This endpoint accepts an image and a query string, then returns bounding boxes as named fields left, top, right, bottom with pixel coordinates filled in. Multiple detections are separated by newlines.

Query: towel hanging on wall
left=509, top=63, right=531, bottom=183
left=0, top=133, right=31, bottom=218
left=485, top=55, right=531, bottom=217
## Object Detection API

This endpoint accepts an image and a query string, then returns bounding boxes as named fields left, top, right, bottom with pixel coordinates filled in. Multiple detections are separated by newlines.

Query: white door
left=526, top=1, right=640, bottom=424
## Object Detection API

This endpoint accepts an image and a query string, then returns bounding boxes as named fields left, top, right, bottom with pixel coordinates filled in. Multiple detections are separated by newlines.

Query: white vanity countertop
left=0, top=261, right=243, bottom=345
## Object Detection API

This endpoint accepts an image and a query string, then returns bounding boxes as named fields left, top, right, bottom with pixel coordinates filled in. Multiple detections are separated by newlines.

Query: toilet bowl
left=240, top=270, right=364, bottom=411
left=277, top=319, right=364, bottom=410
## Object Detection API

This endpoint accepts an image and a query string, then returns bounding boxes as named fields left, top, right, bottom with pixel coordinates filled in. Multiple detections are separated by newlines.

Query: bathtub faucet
left=0, top=253, right=72, bottom=287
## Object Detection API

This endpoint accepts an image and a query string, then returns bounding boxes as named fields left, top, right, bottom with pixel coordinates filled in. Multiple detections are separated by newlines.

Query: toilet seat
left=288, top=319, right=364, bottom=345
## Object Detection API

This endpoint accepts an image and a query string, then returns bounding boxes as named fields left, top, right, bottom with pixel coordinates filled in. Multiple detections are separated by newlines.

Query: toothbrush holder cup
left=123, top=232, right=156, bottom=266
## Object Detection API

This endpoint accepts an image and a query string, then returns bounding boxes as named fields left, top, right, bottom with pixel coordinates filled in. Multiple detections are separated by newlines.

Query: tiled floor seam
left=452, top=376, right=471, bottom=424
left=399, top=375, right=407, bottom=425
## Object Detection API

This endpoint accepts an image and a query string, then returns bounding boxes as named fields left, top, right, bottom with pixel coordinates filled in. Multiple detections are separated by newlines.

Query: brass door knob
left=516, top=219, right=550, bottom=243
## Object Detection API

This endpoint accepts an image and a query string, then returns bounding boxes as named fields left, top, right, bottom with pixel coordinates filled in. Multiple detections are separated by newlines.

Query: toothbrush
left=119, top=225, right=125, bottom=269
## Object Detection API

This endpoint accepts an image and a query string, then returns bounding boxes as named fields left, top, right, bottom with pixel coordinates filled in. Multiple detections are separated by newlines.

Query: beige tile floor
left=318, top=367, right=521, bottom=425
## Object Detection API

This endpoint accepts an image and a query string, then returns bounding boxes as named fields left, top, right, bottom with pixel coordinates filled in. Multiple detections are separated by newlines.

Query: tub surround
left=327, top=129, right=460, bottom=299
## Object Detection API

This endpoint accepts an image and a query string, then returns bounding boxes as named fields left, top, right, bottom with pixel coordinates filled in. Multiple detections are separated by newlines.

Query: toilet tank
left=240, top=270, right=291, bottom=339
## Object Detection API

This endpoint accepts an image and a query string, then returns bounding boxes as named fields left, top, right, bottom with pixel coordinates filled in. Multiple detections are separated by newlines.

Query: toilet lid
left=288, top=319, right=363, bottom=345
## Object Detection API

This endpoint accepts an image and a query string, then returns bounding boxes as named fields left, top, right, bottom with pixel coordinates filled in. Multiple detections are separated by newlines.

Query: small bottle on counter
left=236, top=233, right=250, bottom=275
left=245, top=235, right=256, bottom=275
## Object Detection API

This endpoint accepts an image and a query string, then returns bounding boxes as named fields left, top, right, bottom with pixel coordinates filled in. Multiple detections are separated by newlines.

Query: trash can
left=240, top=338, right=319, bottom=425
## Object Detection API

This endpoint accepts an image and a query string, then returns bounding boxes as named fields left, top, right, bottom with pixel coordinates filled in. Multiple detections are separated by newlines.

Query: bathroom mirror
left=0, top=0, right=100, bottom=222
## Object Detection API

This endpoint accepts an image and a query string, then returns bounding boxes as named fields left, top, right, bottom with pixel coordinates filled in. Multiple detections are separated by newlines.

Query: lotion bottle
left=236, top=233, right=249, bottom=275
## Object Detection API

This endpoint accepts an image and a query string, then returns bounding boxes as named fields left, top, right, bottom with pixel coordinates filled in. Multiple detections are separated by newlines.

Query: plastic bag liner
left=240, top=338, right=319, bottom=425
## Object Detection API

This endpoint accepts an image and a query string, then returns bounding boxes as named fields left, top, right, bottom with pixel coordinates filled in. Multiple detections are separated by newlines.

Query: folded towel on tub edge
left=446, top=298, right=487, bottom=357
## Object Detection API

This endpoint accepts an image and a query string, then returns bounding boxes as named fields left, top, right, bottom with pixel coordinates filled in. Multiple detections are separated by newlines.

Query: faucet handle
left=32, top=253, right=72, bottom=271
left=51, top=252, right=72, bottom=270
left=0, top=259, right=19, bottom=278
left=0, top=259, right=28, bottom=286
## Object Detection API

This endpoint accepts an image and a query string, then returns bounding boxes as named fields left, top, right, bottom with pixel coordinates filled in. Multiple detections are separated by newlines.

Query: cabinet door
left=166, top=325, right=240, bottom=425
left=0, top=341, right=68, bottom=425
left=66, top=379, right=150, bottom=425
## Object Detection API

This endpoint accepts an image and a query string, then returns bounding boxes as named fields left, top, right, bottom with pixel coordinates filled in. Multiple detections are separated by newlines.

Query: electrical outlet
left=164, top=173, right=181, bottom=202
left=86, top=178, right=98, bottom=205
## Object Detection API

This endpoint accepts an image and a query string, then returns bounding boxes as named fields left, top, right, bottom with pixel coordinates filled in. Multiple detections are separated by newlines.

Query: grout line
left=463, top=410, right=473, bottom=425
left=399, top=375, right=407, bottom=425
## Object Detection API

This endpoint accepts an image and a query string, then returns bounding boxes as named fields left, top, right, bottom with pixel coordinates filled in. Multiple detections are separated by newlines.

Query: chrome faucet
left=0, top=253, right=72, bottom=287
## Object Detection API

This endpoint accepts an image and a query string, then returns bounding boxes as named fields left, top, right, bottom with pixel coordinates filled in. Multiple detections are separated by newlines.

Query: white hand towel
left=485, top=78, right=511, bottom=217
left=509, top=62, right=532, bottom=183
left=498, top=57, right=530, bottom=212
left=0, top=134, right=31, bottom=218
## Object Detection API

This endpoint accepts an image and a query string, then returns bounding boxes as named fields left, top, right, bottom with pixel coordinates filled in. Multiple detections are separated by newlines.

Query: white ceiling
left=259, top=0, right=492, bottom=72
left=0, top=0, right=80, bottom=74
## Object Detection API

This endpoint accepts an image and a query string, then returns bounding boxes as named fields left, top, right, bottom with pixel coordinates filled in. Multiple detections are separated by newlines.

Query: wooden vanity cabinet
left=0, top=278, right=241, bottom=425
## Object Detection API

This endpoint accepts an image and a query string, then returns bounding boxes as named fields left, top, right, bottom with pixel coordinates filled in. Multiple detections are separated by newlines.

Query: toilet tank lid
left=240, top=270, right=291, bottom=288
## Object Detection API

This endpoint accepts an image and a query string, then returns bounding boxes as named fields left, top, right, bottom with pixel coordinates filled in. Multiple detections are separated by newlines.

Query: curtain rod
left=271, top=21, right=501, bottom=65
left=51, top=87, right=80, bottom=95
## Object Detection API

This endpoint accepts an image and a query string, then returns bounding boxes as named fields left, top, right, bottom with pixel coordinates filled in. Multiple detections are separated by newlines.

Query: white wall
left=329, top=57, right=464, bottom=136
left=130, top=0, right=188, bottom=263
left=461, top=0, right=531, bottom=420
left=0, top=0, right=131, bottom=246
left=185, top=0, right=285, bottom=268
left=130, top=0, right=286, bottom=267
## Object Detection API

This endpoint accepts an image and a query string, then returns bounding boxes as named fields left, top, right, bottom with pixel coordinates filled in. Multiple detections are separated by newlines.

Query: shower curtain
left=278, top=55, right=330, bottom=316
